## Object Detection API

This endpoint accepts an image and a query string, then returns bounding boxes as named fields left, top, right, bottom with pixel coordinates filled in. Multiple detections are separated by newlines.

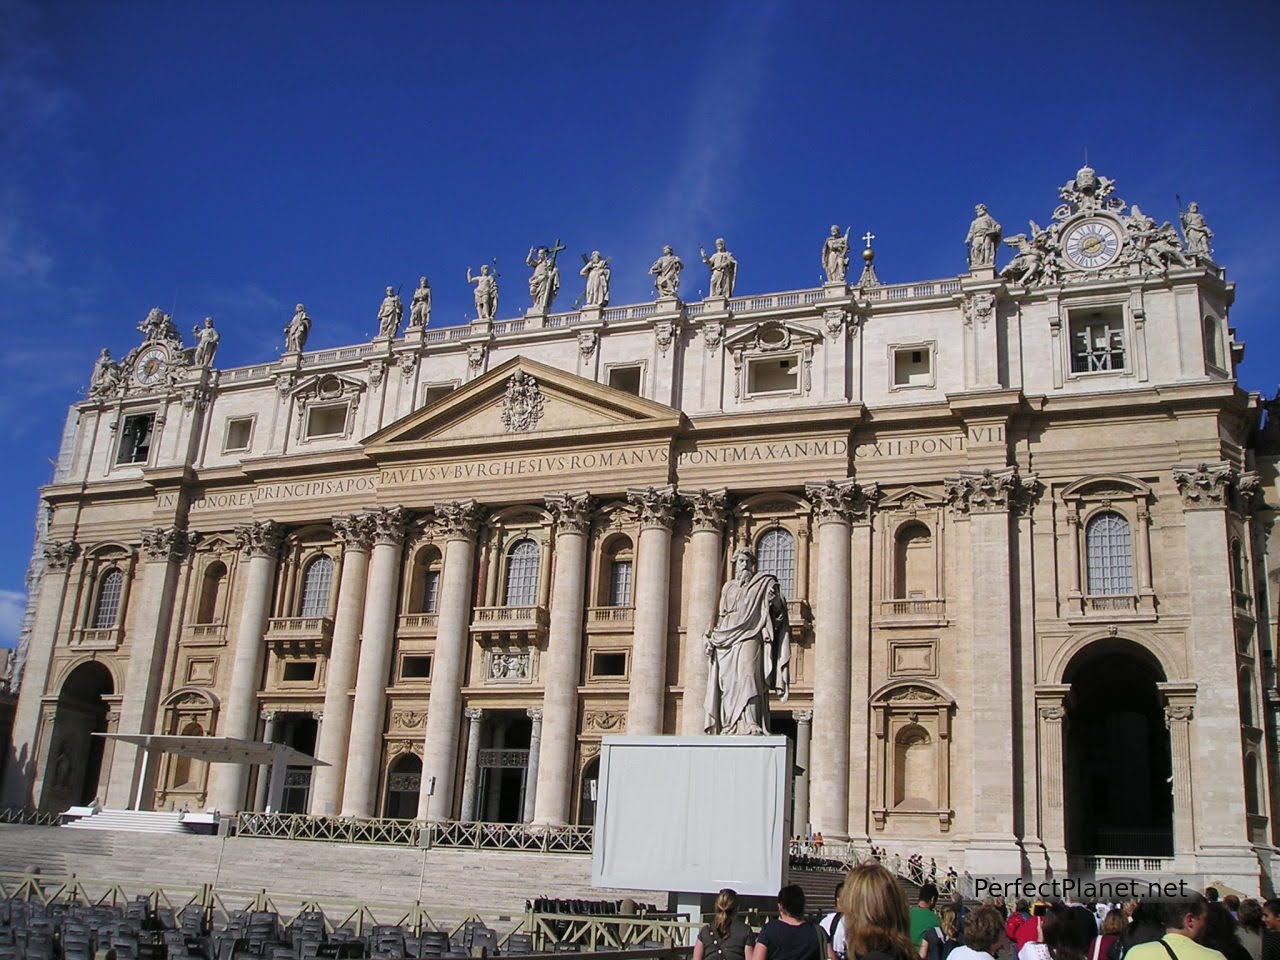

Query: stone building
left=3, top=166, right=1277, bottom=890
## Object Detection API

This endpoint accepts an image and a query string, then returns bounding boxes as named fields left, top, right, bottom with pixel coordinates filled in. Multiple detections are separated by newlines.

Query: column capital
left=944, top=467, right=1039, bottom=515
left=42, top=539, right=80, bottom=571
left=794, top=709, right=814, bottom=723
left=434, top=500, right=483, bottom=541
left=527, top=707, right=544, bottom=722
left=332, top=512, right=376, bottom=552
left=627, top=484, right=678, bottom=529
left=805, top=478, right=880, bottom=525
left=368, top=506, right=410, bottom=546
left=1164, top=703, right=1194, bottom=724
left=464, top=706, right=484, bottom=722
left=680, top=488, right=728, bottom=531
left=545, top=491, right=594, bottom=535
left=235, top=520, right=285, bottom=559
left=1172, top=461, right=1259, bottom=513
left=140, top=526, right=194, bottom=563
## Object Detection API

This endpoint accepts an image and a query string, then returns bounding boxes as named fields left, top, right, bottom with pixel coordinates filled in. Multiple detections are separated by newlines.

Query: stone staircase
left=62, top=809, right=191, bottom=834
left=791, top=866, right=920, bottom=912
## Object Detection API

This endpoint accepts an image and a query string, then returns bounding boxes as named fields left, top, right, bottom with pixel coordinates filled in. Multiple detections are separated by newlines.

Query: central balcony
left=586, top=606, right=634, bottom=633
left=878, top=598, right=947, bottom=626
left=398, top=612, right=439, bottom=637
left=71, top=626, right=122, bottom=651
left=470, top=605, right=548, bottom=645
left=265, top=616, right=333, bottom=647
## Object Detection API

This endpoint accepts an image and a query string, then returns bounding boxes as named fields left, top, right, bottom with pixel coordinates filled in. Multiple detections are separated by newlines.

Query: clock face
left=134, top=346, right=168, bottom=385
left=1064, top=218, right=1122, bottom=270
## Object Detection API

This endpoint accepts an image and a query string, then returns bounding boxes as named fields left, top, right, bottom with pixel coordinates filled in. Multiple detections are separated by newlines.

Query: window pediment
left=722, top=319, right=821, bottom=352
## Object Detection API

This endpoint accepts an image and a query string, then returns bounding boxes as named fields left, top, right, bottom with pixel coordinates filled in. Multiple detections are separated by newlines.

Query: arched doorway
left=383, top=753, right=422, bottom=819
left=578, top=755, right=600, bottom=825
left=42, top=661, right=114, bottom=811
left=1064, top=641, right=1173, bottom=857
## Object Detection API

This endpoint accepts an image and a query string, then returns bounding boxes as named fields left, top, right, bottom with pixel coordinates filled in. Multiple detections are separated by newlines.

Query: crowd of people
left=691, top=871, right=1278, bottom=960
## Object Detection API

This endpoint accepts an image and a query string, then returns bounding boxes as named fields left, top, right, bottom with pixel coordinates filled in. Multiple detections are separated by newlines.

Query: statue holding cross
left=526, top=240, right=565, bottom=313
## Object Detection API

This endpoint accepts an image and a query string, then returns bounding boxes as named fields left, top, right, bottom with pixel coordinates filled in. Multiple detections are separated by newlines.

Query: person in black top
left=696, top=889, right=756, bottom=960
left=755, top=885, right=824, bottom=960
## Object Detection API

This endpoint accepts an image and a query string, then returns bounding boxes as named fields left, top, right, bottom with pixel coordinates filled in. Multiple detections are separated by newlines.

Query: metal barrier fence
left=0, top=808, right=61, bottom=826
left=234, top=812, right=594, bottom=853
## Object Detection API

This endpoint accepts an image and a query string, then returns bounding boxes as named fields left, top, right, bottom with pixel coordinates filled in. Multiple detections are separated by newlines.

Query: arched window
left=1085, top=512, right=1133, bottom=596
left=600, top=536, right=634, bottom=607
left=893, top=522, right=933, bottom=599
left=171, top=721, right=204, bottom=786
left=92, top=569, right=124, bottom=629
left=1204, top=317, right=1222, bottom=369
left=893, top=725, right=935, bottom=809
left=503, top=539, right=540, bottom=607
left=299, top=556, right=334, bottom=617
left=757, top=528, right=795, bottom=599
left=196, top=561, right=227, bottom=624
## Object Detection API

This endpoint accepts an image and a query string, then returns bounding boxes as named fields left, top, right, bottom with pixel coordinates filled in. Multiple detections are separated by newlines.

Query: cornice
left=688, top=403, right=863, bottom=438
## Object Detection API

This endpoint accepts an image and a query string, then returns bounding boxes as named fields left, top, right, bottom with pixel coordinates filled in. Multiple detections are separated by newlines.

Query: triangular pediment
left=723, top=318, right=821, bottom=351
left=879, top=485, right=946, bottom=509
left=362, top=356, right=683, bottom=454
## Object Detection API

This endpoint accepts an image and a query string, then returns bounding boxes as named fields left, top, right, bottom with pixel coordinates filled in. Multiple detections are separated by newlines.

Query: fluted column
left=794, top=710, right=813, bottom=835
left=806, top=479, right=875, bottom=839
left=534, top=492, right=593, bottom=825
left=419, top=501, right=483, bottom=820
left=209, top=520, right=284, bottom=813
left=679, top=490, right=727, bottom=736
left=310, top=513, right=376, bottom=815
left=626, top=485, right=678, bottom=736
left=341, top=507, right=409, bottom=817
left=107, top=526, right=192, bottom=808
left=459, top=708, right=485, bottom=821
left=3, top=540, right=77, bottom=809
left=523, top=708, right=544, bottom=823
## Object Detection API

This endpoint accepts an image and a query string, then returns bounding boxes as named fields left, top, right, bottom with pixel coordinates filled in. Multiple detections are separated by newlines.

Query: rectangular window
left=422, top=383, right=458, bottom=407
left=892, top=345, right=934, bottom=388
left=116, top=413, right=156, bottom=464
left=746, top=356, right=799, bottom=395
left=608, top=365, right=642, bottom=396
left=591, top=651, right=628, bottom=678
left=1070, top=306, right=1127, bottom=374
left=223, top=416, right=254, bottom=452
left=304, top=403, right=348, bottom=439
left=608, top=560, right=633, bottom=606
left=423, top=570, right=441, bottom=613
left=282, top=661, right=317, bottom=682
left=401, top=655, right=432, bottom=680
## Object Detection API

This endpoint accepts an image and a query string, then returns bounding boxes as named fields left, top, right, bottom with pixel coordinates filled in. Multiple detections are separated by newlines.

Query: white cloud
left=0, top=589, right=26, bottom=649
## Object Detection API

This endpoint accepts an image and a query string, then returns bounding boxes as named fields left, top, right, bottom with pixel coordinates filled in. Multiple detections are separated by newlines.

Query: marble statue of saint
left=89, top=348, right=120, bottom=397
left=1180, top=201, right=1213, bottom=258
left=467, top=265, right=498, bottom=320
left=821, top=225, right=851, bottom=283
left=649, top=244, right=683, bottom=299
left=966, top=203, right=1003, bottom=268
left=377, top=286, right=404, bottom=338
left=410, top=277, right=432, bottom=328
left=192, top=317, right=220, bottom=367
left=284, top=304, right=311, bottom=353
left=580, top=251, right=611, bottom=306
left=700, top=238, right=737, bottom=299
left=703, top=547, right=791, bottom=735
left=526, top=242, right=563, bottom=312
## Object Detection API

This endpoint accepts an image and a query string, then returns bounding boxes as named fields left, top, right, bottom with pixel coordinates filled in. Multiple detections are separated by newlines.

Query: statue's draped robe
left=704, top=572, right=791, bottom=735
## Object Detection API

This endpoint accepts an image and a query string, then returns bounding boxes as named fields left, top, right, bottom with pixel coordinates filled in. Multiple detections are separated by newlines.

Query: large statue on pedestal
left=965, top=203, right=1002, bottom=269
left=526, top=242, right=564, bottom=313
left=376, top=286, right=403, bottom=338
left=467, top=264, right=498, bottom=320
left=1179, top=202, right=1214, bottom=259
left=649, top=244, right=683, bottom=299
left=704, top=548, right=791, bottom=735
left=410, top=277, right=432, bottom=328
left=285, top=304, right=311, bottom=353
left=700, top=238, right=737, bottom=299
left=822, top=225, right=851, bottom=283
left=580, top=251, right=611, bottom=307
left=192, top=317, right=220, bottom=367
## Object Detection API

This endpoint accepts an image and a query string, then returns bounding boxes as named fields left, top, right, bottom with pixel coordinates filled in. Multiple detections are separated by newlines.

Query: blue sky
left=1, top=1, right=1278, bottom=646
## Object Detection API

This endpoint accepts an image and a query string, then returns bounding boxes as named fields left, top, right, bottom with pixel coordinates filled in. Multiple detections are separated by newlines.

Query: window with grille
left=299, top=556, right=334, bottom=617
left=92, top=568, right=124, bottom=628
left=1070, top=308, right=1127, bottom=373
left=422, top=569, right=441, bottom=613
left=608, top=560, right=633, bottom=606
left=756, top=528, right=796, bottom=599
left=503, top=539, right=540, bottom=606
left=1085, top=512, right=1133, bottom=595
left=116, top=413, right=156, bottom=464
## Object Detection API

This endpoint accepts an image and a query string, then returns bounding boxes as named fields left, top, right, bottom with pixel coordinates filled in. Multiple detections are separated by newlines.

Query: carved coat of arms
left=500, top=371, right=545, bottom=433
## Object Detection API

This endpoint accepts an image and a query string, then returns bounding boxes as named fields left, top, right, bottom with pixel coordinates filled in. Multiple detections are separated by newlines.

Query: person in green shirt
left=911, top=884, right=942, bottom=947
left=1124, top=896, right=1228, bottom=960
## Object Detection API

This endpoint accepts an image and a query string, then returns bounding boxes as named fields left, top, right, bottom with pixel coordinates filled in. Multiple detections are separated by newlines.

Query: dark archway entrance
left=477, top=710, right=531, bottom=823
left=1064, top=642, right=1173, bottom=857
left=383, top=753, right=422, bottom=819
left=42, top=661, right=114, bottom=811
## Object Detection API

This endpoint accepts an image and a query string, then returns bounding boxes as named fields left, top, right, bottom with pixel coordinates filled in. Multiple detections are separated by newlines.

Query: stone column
left=310, top=513, right=375, bottom=816
left=678, top=490, right=727, bottom=736
left=1034, top=686, right=1071, bottom=874
left=794, top=710, right=813, bottom=835
left=419, top=501, right=482, bottom=820
left=943, top=468, right=1034, bottom=874
left=847, top=515, right=874, bottom=843
left=626, top=485, right=678, bottom=736
left=459, top=707, right=484, bottom=822
left=805, top=479, right=874, bottom=839
left=209, top=520, right=284, bottom=813
left=523, top=708, right=543, bottom=823
left=254, top=711, right=280, bottom=811
left=1161, top=693, right=1198, bottom=867
left=534, top=492, right=593, bottom=826
left=107, top=526, right=192, bottom=809
left=341, top=507, right=409, bottom=818
left=2, top=541, right=77, bottom=809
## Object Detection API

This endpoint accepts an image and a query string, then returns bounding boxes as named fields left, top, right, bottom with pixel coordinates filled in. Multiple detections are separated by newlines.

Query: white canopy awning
left=96, top=734, right=326, bottom=767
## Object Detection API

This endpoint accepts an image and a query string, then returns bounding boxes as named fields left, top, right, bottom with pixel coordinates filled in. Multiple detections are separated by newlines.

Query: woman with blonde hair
left=920, top=905, right=960, bottom=960
left=695, top=888, right=756, bottom=960
left=837, top=863, right=917, bottom=960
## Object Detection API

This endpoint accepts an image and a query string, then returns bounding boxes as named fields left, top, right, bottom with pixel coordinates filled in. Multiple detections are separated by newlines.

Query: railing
left=860, top=277, right=962, bottom=303
left=492, top=319, right=526, bottom=334
left=1068, top=855, right=1172, bottom=873
left=470, top=605, right=547, bottom=633
left=586, top=606, right=635, bottom=626
left=70, top=626, right=122, bottom=649
left=0, top=807, right=61, bottom=826
left=426, top=820, right=593, bottom=853
left=786, top=598, right=811, bottom=627
left=602, top=303, right=659, bottom=322
left=186, top=622, right=226, bottom=642
left=398, top=612, right=439, bottom=635
left=237, top=811, right=419, bottom=846
left=219, top=363, right=277, bottom=383
left=1084, top=594, right=1138, bottom=612
left=264, top=616, right=334, bottom=642
left=544, top=312, right=583, bottom=328
left=525, top=912, right=697, bottom=952
left=880, top=598, right=946, bottom=618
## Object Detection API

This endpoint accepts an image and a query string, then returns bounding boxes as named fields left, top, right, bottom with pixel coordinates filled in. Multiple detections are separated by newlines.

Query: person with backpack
left=920, top=905, right=961, bottom=960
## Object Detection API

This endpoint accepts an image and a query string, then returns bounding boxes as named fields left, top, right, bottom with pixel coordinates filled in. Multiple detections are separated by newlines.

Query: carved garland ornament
left=583, top=710, right=627, bottom=733
left=500, top=371, right=545, bottom=433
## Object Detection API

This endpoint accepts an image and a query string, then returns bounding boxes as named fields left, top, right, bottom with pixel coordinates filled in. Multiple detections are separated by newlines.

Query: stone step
left=63, top=809, right=190, bottom=834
